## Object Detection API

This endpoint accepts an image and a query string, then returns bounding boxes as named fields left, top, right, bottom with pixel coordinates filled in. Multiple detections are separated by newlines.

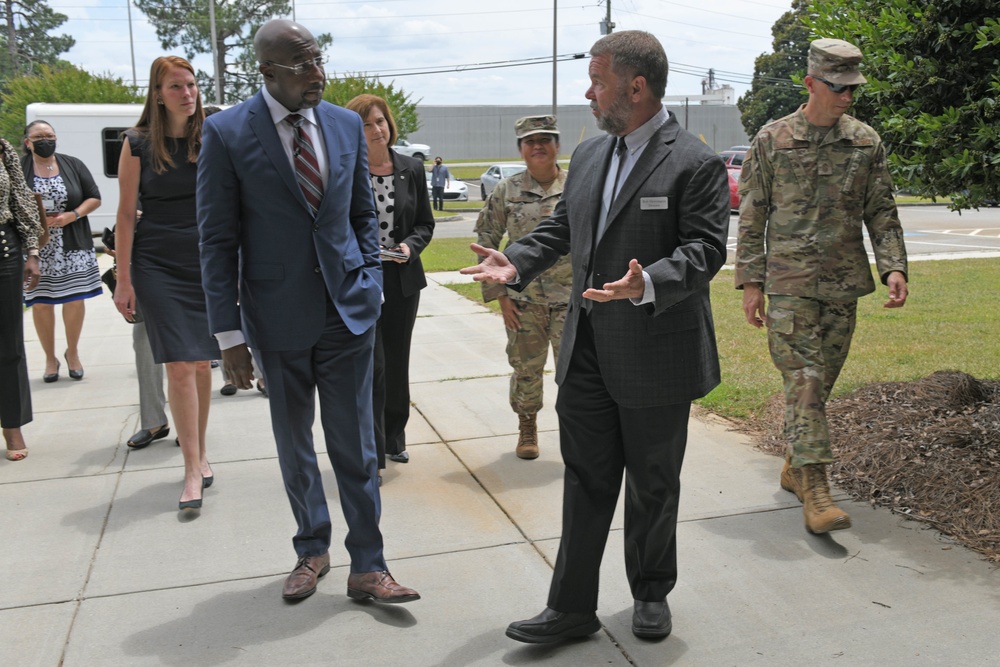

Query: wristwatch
left=26, top=248, right=39, bottom=257
left=72, top=209, right=80, bottom=220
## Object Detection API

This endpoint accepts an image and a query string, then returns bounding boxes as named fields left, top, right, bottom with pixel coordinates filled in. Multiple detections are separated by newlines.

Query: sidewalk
left=2, top=258, right=997, bottom=666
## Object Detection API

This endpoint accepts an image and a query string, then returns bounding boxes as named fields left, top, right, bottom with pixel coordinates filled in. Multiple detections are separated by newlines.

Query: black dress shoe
left=505, top=607, right=601, bottom=644
left=387, top=451, right=409, bottom=464
left=632, top=599, right=672, bottom=639
left=127, top=425, right=170, bottom=449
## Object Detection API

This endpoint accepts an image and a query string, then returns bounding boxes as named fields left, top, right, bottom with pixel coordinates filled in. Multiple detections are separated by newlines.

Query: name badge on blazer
left=640, top=196, right=669, bottom=210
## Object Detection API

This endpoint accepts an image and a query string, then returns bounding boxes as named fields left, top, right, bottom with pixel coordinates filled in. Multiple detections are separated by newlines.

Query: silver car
left=479, top=162, right=527, bottom=199
left=392, top=139, right=430, bottom=162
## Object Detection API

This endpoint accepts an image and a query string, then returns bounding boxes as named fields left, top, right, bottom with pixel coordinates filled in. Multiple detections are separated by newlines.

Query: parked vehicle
left=24, top=103, right=145, bottom=234
left=728, top=169, right=741, bottom=210
left=719, top=149, right=747, bottom=170
left=393, top=139, right=430, bottom=162
left=425, top=170, right=468, bottom=202
left=479, top=162, right=527, bottom=199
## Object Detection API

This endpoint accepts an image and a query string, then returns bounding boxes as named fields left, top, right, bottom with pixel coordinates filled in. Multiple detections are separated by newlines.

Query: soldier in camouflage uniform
left=475, top=115, right=572, bottom=459
left=735, top=38, right=909, bottom=534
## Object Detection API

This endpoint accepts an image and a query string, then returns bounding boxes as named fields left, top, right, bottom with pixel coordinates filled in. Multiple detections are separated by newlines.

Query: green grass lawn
left=421, top=238, right=1000, bottom=423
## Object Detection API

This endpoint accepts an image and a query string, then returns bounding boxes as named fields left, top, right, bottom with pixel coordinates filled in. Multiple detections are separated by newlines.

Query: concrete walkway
left=2, top=256, right=997, bottom=666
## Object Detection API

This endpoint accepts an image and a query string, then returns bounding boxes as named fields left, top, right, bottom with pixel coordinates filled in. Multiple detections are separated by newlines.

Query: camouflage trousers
left=506, top=301, right=567, bottom=415
left=766, top=295, right=858, bottom=468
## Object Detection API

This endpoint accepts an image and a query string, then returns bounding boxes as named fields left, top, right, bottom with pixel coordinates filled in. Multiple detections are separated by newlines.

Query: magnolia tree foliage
left=0, top=65, right=141, bottom=146
left=324, top=73, right=422, bottom=139
left=737, top=0, right=811, bottom=140
left=807, top=0, right=1000, bottom=209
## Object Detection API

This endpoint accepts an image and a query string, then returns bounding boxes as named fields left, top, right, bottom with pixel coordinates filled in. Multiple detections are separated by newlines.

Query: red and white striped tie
left=285, top=113, right=324, bottom=215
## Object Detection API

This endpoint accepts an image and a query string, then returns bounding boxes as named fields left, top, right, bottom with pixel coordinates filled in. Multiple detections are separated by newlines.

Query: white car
left=425, top=170, right=468, bottom=202
left=392, top=139, right=430, bottom=162
left=479, top=162, right=527, bottom=199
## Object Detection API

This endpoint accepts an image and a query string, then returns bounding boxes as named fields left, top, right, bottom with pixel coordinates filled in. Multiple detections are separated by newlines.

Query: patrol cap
left=515, top=115, right=559, bottom=139
left=808, top=38, right=867, bottom=85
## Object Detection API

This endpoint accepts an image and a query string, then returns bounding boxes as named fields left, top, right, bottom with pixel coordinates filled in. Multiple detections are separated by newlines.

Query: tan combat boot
left=801, top=464, right=851, bottom=534
left=516, top=414, right=539, bottom=460
left=780, top=457, right=804, bottom=502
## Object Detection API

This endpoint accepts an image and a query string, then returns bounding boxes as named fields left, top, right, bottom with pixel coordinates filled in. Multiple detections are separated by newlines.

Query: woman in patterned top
left=344, top=94, right=435, bottom=481
left=1, top=137, right=44, bottom=460
left=21, top=120, right=102, bottom=383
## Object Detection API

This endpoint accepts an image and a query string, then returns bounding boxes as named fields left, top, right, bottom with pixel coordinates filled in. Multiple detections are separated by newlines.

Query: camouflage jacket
left=475, top=168, right=572, bottom=304
left=735, top=105, right=907, bottom=299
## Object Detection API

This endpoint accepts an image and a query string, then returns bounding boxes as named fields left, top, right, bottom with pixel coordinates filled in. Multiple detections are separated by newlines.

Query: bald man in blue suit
left=197, top=19, right=418, bottom=605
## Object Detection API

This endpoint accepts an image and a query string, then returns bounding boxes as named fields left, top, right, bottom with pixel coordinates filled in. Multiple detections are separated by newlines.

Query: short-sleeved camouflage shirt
left=735, top=105, right=907, bottom=299
left=475, top=168, right=572, bottom=304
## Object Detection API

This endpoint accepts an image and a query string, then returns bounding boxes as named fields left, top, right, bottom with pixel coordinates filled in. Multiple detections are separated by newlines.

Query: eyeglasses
left=28, top=134, right=56, bottom=141
left=263, top=55, right=328, bottom=76
left=813, top=76, right=859, bottom=95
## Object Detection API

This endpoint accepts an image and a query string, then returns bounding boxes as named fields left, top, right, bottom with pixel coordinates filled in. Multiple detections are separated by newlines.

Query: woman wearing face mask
left=21, top=121, right=102, bottom=383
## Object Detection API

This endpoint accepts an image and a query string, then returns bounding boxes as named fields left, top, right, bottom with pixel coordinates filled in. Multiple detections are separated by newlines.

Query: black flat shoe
left=178, top=497, right=203, bottom=511
left=127, top=425, right=170, bottom=449
left=202, top=474, right=214, bottom=489
left=387, top=451, right=409, bottom=464
left=220, top=382, right=237, bottom=396
left=256, top=380, right=268, bottom=398
left=43, top=361, right=60, bottom=383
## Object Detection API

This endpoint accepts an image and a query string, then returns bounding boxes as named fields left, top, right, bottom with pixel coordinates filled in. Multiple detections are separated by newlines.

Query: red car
left=728, top=169, right=741, bottom=210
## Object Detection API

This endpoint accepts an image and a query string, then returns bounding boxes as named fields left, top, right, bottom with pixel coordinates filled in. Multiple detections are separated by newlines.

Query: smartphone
left=380, top=246, right=407, bottom=261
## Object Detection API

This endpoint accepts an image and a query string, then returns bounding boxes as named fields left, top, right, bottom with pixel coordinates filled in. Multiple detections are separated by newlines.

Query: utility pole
left=126, top=0, right=137, bottom=89
left=600, top=0, right=615, bottom=35
left=209, top=0, right=222, bottom=103
left=552, top=1, right=557, bottom=117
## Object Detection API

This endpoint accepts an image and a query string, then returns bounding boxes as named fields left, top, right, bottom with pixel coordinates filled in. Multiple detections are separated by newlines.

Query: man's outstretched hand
left=459, top=243, right=518, bottom=284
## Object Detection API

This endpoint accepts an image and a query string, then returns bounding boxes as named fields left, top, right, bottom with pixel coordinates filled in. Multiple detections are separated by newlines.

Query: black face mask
left=32, top=139, right=56, bottom=158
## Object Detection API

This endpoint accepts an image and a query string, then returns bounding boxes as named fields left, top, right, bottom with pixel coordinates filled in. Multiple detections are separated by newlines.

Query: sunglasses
left=813, top=76, right=859, bottom=94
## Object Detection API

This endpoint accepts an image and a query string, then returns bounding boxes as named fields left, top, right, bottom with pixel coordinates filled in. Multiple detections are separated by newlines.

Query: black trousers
left=373, top=262, right=421, bottom=465
left=548, top=312, right=690, bottom=613
left=0, top=248, right=31, bottom=429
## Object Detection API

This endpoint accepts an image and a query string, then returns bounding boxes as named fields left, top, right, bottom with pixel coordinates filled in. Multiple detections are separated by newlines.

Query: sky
left=49, top=0, right=794, bottom=107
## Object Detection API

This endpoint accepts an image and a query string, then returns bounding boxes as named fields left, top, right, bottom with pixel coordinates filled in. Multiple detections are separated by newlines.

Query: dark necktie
left=285, top=113, right=324, bottom=215
left=610, top=136, right=628, bottom=205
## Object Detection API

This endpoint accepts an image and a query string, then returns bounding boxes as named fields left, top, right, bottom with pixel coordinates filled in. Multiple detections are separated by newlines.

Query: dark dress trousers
left=197, top=93, right=386, bottom=571
left=373, top=151, right=434, bottom=464
left=504, top=111, right=730, bottom=611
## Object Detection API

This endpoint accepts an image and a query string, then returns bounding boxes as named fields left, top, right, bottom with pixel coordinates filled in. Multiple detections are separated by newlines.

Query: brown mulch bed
left=751, top=370, right=1000, bottom=562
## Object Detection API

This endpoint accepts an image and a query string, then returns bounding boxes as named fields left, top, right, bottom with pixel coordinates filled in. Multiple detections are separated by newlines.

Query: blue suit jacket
left=197, top=92, right=382, bottom=351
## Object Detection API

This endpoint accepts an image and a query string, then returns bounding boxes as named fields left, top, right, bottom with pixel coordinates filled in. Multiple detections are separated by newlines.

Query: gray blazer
left=505, top=111, right=730, bottom=408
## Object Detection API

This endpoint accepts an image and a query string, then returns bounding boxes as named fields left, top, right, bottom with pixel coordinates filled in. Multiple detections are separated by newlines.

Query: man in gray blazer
left=462, top=31, right=729, bottom=643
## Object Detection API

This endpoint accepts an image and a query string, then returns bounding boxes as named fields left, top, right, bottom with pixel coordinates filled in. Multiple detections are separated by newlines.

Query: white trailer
left=25, top=103, right=145, bottom=236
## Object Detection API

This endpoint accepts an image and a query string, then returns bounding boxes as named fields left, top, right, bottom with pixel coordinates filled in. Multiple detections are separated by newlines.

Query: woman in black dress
left=113, top=56, right=219, bottom=511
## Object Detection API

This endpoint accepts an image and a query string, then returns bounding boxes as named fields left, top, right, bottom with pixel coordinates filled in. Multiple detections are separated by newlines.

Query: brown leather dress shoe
left=346, top=570, right=420, bottom=604
left=282, top=552, right=331, bottom=600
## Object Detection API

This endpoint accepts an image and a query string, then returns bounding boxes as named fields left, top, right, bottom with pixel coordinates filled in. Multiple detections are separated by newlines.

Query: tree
left=324, top=73, right=422, bottom=139
left=807, top=0, right=1000, bottom=209
left=737, top=0, right=811, bottom=140
left=133, top=0, right=330, bottom=104
left=0, top=64, right=141, bottom=146
left=0, top=0, right=74, bottom=85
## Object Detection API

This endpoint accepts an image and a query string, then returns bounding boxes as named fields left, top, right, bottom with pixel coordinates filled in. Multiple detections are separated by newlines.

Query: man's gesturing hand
left=583, top=258, right=645, bottom=302
left=459, top=243, right=518, bottom=284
